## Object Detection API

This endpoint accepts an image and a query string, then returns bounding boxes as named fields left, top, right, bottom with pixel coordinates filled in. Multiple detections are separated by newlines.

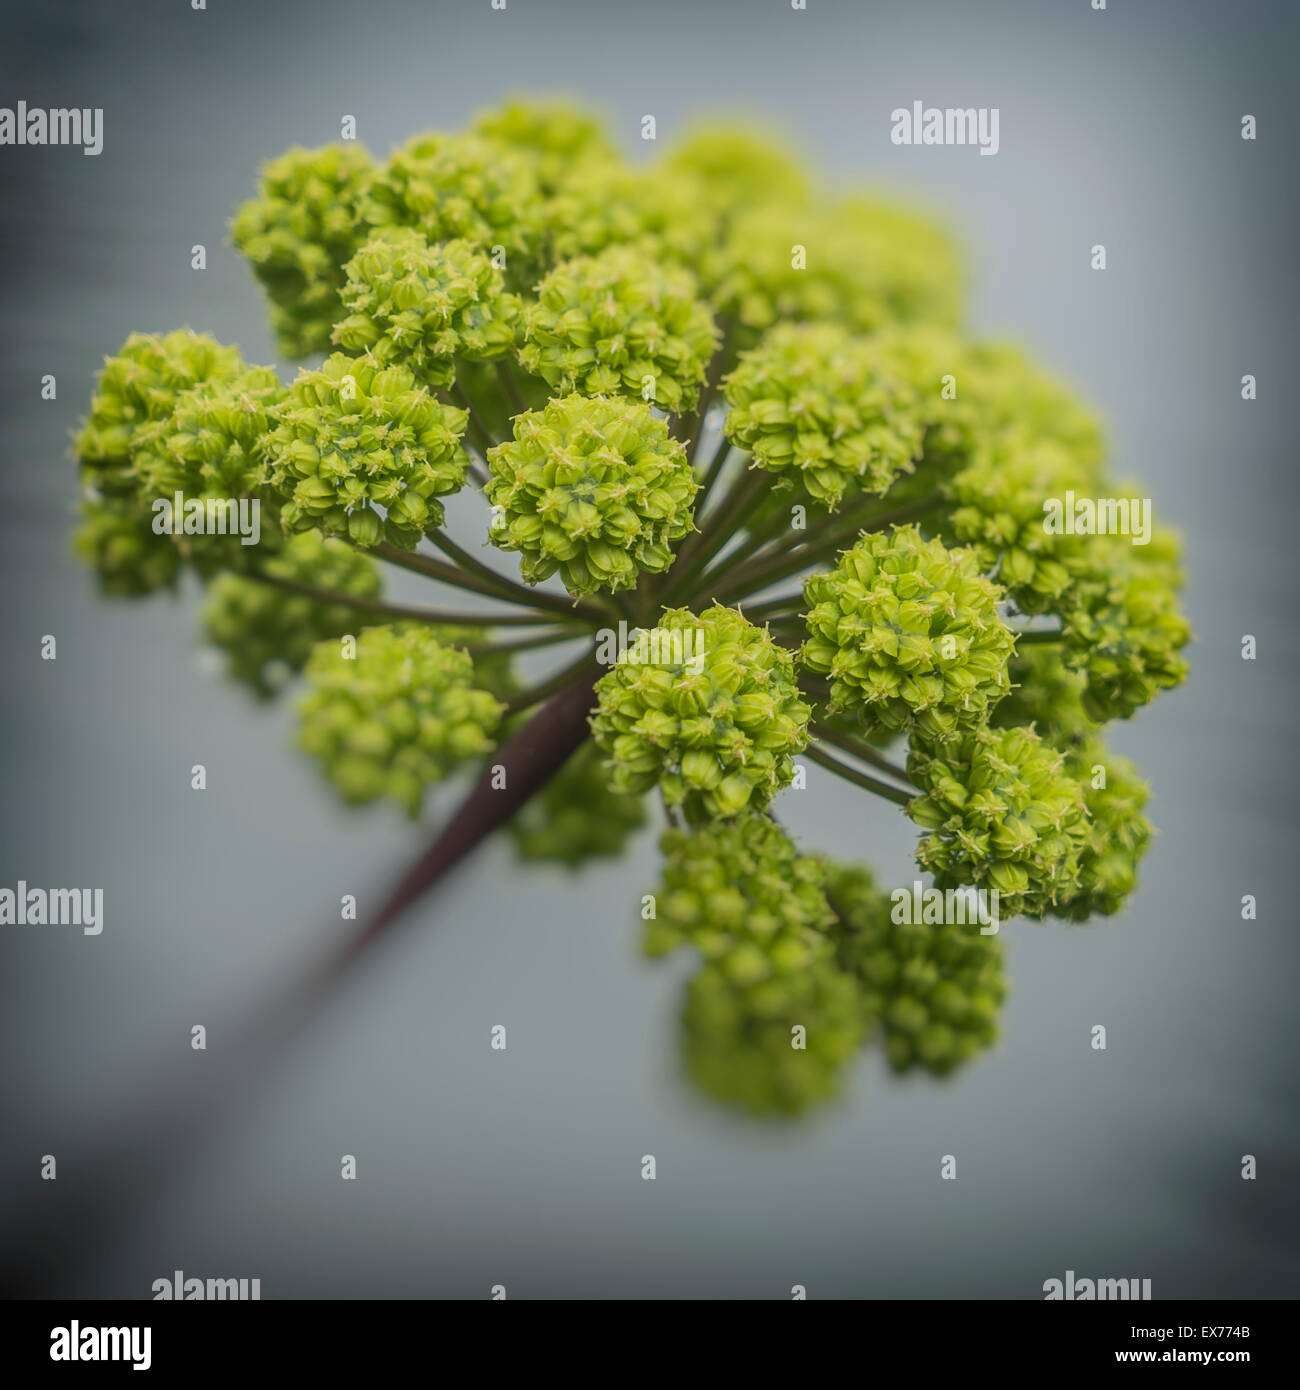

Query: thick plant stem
left=339, top=671, right=601, bottom=953
left=2, top=673, right=603, bottom=1295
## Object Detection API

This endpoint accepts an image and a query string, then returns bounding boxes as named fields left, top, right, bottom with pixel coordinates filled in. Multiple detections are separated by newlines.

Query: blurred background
left=1, top=0, right=1297, bottom=1298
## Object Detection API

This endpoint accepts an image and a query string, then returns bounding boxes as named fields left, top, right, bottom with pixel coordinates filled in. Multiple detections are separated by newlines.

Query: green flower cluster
left=73, top=499, right=182, bottom=599
left=590, top=606, right=810, bottom=820
left=877, top=334, right=1107, bottom=476
left=297, top=624, right=504, bottom=816
left=723, top=323, right=927, bottom=508
left=802, top=525, right=1016, bottom=744
left=1054, top=741, right=1153, bottom=920
left=662, top=125, right=811, bottom=216
left=943, top=439, right=1093, bottom=614
left=707, top=197, right=963, bottom=345
left=827, top=862, right=1005, bottom=1075
left=944, top=441, right=1190, bottom=720
left=73, top=331, right=273, bottom=593
left=993, top=646, right=1094, bottom=747
left=333, top=230, right=521, bottom=389
left=471, top=97, right=615, bottom=194
left=542, top=161, right=716, bottom=269
left=508, top=741, right=647, bottom=867
left=907, top=724, right=1090, bottom=919
left=484, top=394, right=696, bottom=594
left=1060, top=535, right=1192, bottom=722
left=202, top=531, right=383, bottom=697
left=133, top=364, right=283, bottom=501
left=262, top=353, right=468, bottom=549
left=645, top=814, right=836, bottom=982
left=73, top=99, right=1192, bottom=1121
left=681, top=956, right=866, bottom=1117
left=519, top=245, right=718, bottom=413
left=76, top=330, right=246, bottom=496
left=231, top=144, right=376, bottom=358
left=359, top=131, right=542, bottom=286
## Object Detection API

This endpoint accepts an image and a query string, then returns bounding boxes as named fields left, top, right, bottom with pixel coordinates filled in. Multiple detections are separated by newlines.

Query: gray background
left=1, top=0, right=1296, bottom=1298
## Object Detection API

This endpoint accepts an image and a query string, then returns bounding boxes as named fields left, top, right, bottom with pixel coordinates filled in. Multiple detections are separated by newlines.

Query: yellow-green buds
left=231, top=143, right=375, bottom=358
left=520, top=245, right=718, bottom=413
left=646, top=815, right=836, bottom=983
left=485, top=394, right=697, bottom=594
left=723, top=323, right=926, bottom=508
left=1053, top=741, right=1152, bottom=920
left=359, top=131, right=542, bottom=286
left=471, top=97, right=615, bottom=194
left=543, top=162, right=716, bottom=269
left=707, top=197, right=962, bottom=343
left=590, top=605, right=811, bottom=820
left=334, top=230, right=521, bottom=389
left=297, top=625, right=504, bottom=816
left=907, top=724, right=1090, bottom=920
left=509, top=741, right=646, bottom=867
left=203, top=532, right=382, bottom=697
left=681, top=956, right=866, bottom=1116
left=828, top=861, right=1005, bottom=1075
left=132, top=364, right=283, bottom=503
left=262, top=353, right=469, bottom=549
left=994, top=646, right=1094, bottom=747
left=1060, top=535, right=1192, bottom=722
left=944, top=439, right=1093, bottom=614
left=73, top=497, right=182, bottom=598
left=75, top=330, right=246, bottom=496
left=663, top=124, right=811, bottom=215
left=802, top=525, right=1016, bottom=743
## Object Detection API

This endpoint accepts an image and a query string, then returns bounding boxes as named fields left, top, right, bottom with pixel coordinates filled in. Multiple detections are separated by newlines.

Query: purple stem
left=0, top=672, right=601, bottom=1295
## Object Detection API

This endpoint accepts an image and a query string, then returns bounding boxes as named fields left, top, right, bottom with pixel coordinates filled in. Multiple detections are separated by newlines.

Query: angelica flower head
left=485, top=393, right=697, bottom=595
left=262, top=353, right=469, bottom=549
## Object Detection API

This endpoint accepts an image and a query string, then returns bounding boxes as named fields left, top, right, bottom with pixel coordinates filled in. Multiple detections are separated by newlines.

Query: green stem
left=450, top=382, right=499, bottom=453
left=813, top=722, right=914, bottom=787
left=376, top=539, right=611, bottom=625
left=244, top=569, right=548, bottom=627
left=742, top=593, right=804, bottom=621
left=666, top=465, right=769, bottom=604
left=711, top=491, right=945, bottom=603
left=503, top=650, right=602, bottom=715
left=1013, top=628, right=1064, bottom=645
left=692, top=433, right=735, bottom=514
left=464, top=627, right=581, bottom=656
left=683, top=319, right=732, bottom=467
left=803, top=743, right=913, bottom=808
left=496, top=359, right=527, bottom=415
